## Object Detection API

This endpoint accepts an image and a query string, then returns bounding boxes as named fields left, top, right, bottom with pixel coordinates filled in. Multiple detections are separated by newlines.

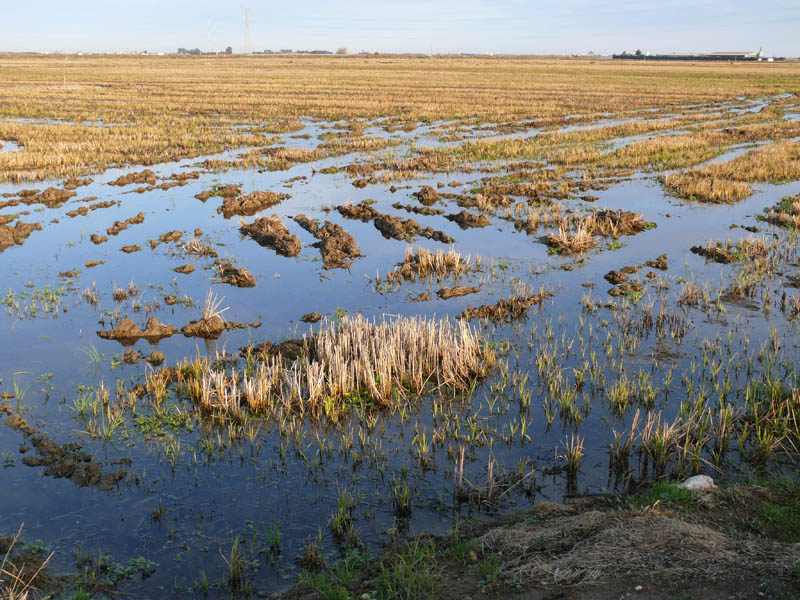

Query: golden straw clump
left=169, top=314, right=494, bottom=420
left=663, top=172, right=753, bottom=203
left=378, top=246, right=476, bottom=284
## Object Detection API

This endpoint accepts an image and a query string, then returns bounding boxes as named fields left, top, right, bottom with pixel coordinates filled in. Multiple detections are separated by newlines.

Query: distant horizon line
left=1, top=49, right=796, bottom=59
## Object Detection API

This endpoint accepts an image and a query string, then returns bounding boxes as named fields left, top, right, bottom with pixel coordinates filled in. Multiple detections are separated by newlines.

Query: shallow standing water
left=1, top=100, right=800, bottom=597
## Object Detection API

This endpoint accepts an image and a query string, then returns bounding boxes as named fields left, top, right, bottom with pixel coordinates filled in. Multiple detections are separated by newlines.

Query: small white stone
left=677, top=474, right=717, bottom=492
left=635, top=585, right=643, bottom=592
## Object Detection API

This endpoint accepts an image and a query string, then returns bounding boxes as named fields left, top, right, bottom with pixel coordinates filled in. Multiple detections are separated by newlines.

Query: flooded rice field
left=2, top=89, right=800, bottom=597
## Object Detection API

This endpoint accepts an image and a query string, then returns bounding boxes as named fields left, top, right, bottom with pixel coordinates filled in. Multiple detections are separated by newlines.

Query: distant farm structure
left=613, top=49, right=782, bottom=62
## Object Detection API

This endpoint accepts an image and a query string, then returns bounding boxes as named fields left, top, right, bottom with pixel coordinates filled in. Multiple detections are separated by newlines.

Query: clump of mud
left=173, top=264, right=195, bottom=274
left=300, top=312, right=323, bottom=323
left=604, top=270, right=629, bottom=285
left=336, top=203, right=454, bottom=243
left=644, top=254, right=669, bottom=270
left=121, top=244, right=142, bottom=253
left=0, top=220, right=42, bottom=251
left=437, top=286, right=481, bottom=299
left=337, top=203, right=379, bottom=222
left=608, top=283, right=644, bottom=297
left=195, top=183, right=242, bottom=202
left=150, top=230, right=183, bottom=249
left=446, top=210, right=490, bottom=229
left=218, top=190, right=289, bottom=218
left=591, top=209, right=655, bottom=236
left=64, top=177, right=93, bottom=189
left=414, top=185, right=440, bottom=206
left=392, top=202, right=444, bottom=216
left=691, top=244, right=734, bottom=264
left=2, top=404, right=124, bottom=491
left=215, top=261, right=256, bottom=287
left=458, top=287, right=552, bottom=322
left=0, top=187, right=76, bottom=209
left=240, top=215, right=301, bottom=257
left=183, top=316, right=225, bottom=339
left=374, top=213, right=454, bottom=243
left=109, top=169, right=157, bottom=187
left=294, top=215, right=362, bottom=269
left=98, top=316, right=178, bottom=345
left=66, top=199, right=117, bottom=218
left=106, top=211, right=145, bottom=236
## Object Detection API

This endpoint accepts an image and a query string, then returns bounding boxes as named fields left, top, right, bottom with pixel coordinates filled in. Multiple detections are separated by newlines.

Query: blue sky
left=2, top=0, right=798, bottom=56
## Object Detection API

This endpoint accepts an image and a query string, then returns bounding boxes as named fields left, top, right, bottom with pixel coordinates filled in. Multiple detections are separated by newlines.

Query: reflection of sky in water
left=1, top=96, right=799, bottom=595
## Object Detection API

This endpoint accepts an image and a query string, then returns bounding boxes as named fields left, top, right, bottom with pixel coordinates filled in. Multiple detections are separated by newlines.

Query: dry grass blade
left=0, top=524, right=54, bottom=600
left=202, top=290, right=229, bottom=322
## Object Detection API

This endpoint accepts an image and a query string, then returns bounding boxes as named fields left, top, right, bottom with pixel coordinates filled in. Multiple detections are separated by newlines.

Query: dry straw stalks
left=156, top=314, right=495, bottom=420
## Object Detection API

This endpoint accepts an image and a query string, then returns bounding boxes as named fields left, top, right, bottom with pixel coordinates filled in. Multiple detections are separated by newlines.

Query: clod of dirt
left=240, top=215, right=301, bottom=257
left=414, top=185, right=440, bottom=206
left=173, top=264, right=195, bottom=274
left=351, top=177, right=377, bottom=188
left=123, top=349, right=140, bottom=364
left=241, top=338, right=311, bottom=362
left=27, top=187, right=76, bottom=208
left=217, top=190, right=289, bottom=217
left=608, top=283, right=644, bottom=297
left=58, top=269, right=79, bottom=278
left=121, top=244, right=142, bottom=253
left=581, top=194, right=599, bottom=202
left=691, top=245, right=734, bottom=264
left=2, top=403, right=124, bottom=491
left=644, top=254, right=669, bottom=270
left=374, top=214, right=454, bottom=243
left=345, top=163, right=375, bottom=177
left=109, top=169, right=157, bottom=186
left=295, top=215, right=362, bottom=268
left=164, top=295, right=178, bottom=305
left=458, top=289, right=552, bottom=321
left=314, top=221, right=362, bottom=269
left=593, top=209, right=655, bottom=236
left=437, top=286, right=481, bottom=300
left=446, top=210, right=490, bottom=229
left=143, top=316, right=177, bottom=338
left=0, top=220, right=42, bottom=250
left=150, top=230, right=183, bottom=249
left=215, top=262, right=256, bottom=287
left=90, top=233, right=108, bottom=245
left=146, top=350, right=165, bottom=366
left=63, top=177, right=93, bottom=190
left=392, top=202, right=444, bottom=216
left=294, top=214, right=321, bottom=234
left=98, top=318, right=143, bottom=340
left=604, top=270, right=629, bottom=285
left=85, top=260, right=104, bottom=268
left=300, top=312, right=323, bottom=323
left=182, top=315, right=225, bottom=339
left=336, top=203, right=379, bottom=222
left=66, top=199, right=117, bottom=218
left=194, top=228, right=203, bottom=236
left=98, top=316, right=177, bottom=345
left=195, top=183, right=242, bottom=201
left=107, top=211, right=145, bottom=236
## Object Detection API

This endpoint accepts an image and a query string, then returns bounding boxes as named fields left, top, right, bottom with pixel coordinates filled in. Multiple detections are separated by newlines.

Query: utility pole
left=243, top=7, right=252, bottom=54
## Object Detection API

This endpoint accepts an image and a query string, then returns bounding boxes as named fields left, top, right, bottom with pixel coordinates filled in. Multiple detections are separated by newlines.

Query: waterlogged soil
left=1, top=95, right=800, bottom=598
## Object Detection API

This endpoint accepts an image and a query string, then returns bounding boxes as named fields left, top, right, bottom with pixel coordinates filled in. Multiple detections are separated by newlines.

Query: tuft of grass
left=630, top=482, right=694, bottom=507
left=373, top=538, right=440, bottom=600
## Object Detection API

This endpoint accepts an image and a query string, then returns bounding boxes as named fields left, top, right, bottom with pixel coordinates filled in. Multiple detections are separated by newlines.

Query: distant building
left=613, top=49, right=769, bottom=61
